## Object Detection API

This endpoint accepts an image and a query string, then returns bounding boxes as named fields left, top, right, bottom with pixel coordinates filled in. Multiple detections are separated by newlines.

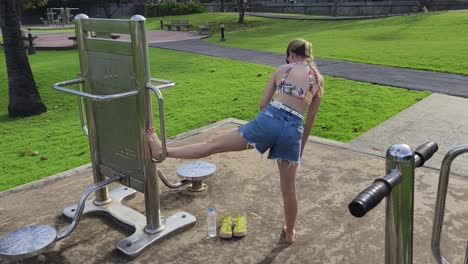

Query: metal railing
left=431, top=145, right=468, bottom=264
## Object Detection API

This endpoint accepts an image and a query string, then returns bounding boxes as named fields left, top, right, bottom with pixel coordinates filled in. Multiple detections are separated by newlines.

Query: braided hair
left=286, top=38, right=324, bottom=98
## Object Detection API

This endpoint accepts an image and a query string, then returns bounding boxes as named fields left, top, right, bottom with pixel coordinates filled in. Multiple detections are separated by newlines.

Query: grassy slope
left=0, top=48, right=428, bottom=191
left=147, top=11, right=468, bottom=74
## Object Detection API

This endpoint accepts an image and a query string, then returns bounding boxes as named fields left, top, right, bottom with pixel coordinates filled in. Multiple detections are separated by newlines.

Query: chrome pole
left=385, top=144, right=415, bottom=264
left=431, top=145, right=468, bottom=264
left=130, top=15, right=163, bottom=234
left=75, top=14, right=111, bottom=204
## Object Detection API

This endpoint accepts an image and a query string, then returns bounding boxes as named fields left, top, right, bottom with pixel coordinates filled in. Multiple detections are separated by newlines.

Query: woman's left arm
left=259, top=70, right=279, bottom=111
left=301, top=95, right=321, bottom=157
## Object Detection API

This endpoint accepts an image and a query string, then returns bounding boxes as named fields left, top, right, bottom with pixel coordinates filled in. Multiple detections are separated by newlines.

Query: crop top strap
left=278, top=65, right=296, bottom=87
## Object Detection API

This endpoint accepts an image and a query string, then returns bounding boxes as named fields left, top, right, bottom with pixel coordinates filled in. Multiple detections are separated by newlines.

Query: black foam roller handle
left=348, top=179, right=391, bottom=218
left=414, top=141, right=438, bottom=167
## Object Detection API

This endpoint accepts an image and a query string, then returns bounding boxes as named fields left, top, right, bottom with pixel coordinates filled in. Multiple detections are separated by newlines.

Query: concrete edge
left=0, top=163, right=93, bottom=200
left=0, top=118, right=245, bottom=199
left=0, top=117, right=448, bottom=199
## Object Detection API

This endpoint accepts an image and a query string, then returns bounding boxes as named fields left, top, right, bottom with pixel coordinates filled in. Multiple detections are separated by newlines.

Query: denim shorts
left=238, top=104, right=304, bottom=164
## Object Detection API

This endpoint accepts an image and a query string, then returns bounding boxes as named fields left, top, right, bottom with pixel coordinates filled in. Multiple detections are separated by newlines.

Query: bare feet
left=283, top=225, right=296, bottom=244
left=146, top=127, right=163, bottom=160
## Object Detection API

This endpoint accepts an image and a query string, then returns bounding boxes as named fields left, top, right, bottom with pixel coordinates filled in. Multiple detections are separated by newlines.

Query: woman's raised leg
left=147, top=128, right=252, bottom=159
left=277, top=160, right=299, bottom=244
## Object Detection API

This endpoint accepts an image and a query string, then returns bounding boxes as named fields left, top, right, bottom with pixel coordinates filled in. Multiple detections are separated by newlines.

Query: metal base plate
left=187, top=182, right=208, bottom=192
left=63, top=185, right=196, bottom=258
left=0, top=225, right=57, bottom=261
left=117, top=211, right=196, bottom=257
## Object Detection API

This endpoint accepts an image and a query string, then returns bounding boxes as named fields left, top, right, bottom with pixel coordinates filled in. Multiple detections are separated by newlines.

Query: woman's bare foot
left=283, top=225, right=296, bottom=244
left=146, top=127, right=163, bottom=160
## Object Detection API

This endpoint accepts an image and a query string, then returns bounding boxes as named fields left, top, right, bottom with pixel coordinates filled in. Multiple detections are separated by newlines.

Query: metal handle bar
left=349, top=141, right=438, bottom=218
left=53, top=78, right=139, bottom=101
left=78, top=91, right=89, bottom=137
left=150, top=77, right=175, bottom=90
left=56, top=175, right=122, bottom=241
left=146, top=82, right=170, bottom=163
left=157, top=168, right=191, bottom=189
left=431, top=145, right=468, bottom=264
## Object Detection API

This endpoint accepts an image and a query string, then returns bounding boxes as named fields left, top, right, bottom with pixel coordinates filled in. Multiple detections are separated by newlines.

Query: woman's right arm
left=259, top=69, right=279, bottom=111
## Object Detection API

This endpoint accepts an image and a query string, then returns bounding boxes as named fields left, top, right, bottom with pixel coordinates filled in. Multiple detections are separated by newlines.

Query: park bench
left=165, top=20, right=191, bottom=31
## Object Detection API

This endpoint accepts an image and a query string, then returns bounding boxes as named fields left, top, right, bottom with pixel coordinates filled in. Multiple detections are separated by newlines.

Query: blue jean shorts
left=238, top=104, right=304, bottom=164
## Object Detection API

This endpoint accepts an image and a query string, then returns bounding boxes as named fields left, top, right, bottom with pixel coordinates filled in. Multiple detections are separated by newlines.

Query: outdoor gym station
left=0, top=14, right=468, bottom=264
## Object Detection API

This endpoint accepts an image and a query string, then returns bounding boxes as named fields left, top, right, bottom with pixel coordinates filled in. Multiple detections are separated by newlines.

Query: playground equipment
left=349, top=142, right=438, bottom=264
left=0, top=14, right=215, bottom=261
left=42, top=7, right=79, bottom=26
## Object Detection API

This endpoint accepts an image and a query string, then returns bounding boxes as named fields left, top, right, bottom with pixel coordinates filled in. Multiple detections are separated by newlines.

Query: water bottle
left=207, top=207, right=217, bottom=238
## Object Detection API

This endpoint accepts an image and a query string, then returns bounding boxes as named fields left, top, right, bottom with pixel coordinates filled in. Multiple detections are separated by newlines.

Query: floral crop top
left=276, top=62, right=317, bottom=105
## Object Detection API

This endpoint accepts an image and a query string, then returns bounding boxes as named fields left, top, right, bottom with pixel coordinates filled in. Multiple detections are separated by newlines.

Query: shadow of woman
left=258, top=235, right=291, bottom=264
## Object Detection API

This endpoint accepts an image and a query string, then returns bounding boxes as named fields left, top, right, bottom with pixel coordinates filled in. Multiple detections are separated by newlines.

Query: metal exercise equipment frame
left=432, top=145, right=468, bottom=264
left=349, top=142, right=438, bottom=264
left=53, top=14, right=195, bottom=257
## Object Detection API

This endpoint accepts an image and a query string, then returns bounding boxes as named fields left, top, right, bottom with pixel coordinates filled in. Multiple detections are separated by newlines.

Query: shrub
left=144, top=1, right=205, bottom=17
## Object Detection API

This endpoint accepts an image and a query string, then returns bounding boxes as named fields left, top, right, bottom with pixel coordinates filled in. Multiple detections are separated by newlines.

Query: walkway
left=246, top=12, right=393, bottom=20
left=150, top=39, right=468, bottom=98
left=31, top=30, right=206, bottom=50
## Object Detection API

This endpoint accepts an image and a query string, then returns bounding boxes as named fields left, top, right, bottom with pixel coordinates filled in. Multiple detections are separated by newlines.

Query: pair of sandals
left=219, top=214, right=247, bottom=239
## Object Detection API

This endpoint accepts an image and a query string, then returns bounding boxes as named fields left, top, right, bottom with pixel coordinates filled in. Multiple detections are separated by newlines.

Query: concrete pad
left=1, top=120, right=468, bottom=263
left=31, top=30, right=205, bottom=50
left=350, top=93, right=468, bottom=176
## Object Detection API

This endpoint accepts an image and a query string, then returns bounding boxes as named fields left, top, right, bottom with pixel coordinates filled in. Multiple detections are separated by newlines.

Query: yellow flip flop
left=233, top=214, right=247, bottom=237
left=219, top=215, right=232, bottom=239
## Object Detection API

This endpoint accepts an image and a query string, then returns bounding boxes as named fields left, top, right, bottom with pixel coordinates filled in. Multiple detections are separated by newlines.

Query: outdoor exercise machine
left=42, top=7, right=79, bottom=26
left=431, top=145, right=468, bottom=264
left=0, top=14, right=215, bottom=261
left=349, top=141, right=468, bottom=264
left=349, top=142, right=438, bottom=264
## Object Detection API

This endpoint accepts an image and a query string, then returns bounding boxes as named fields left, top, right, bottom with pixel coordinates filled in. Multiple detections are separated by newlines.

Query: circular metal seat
left=176, top=161, right=216, bottom=192
left=0, top=225, right=57, bottom=261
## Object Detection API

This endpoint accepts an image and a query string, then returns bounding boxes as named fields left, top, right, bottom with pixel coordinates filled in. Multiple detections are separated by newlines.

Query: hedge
left=144, top=2, right=205, bottom=17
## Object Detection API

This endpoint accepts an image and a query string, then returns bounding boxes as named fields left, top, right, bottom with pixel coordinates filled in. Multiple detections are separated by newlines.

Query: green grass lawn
left=147, top=11, right=468, bottom=75
left=0, top=48, right=429, bottom=191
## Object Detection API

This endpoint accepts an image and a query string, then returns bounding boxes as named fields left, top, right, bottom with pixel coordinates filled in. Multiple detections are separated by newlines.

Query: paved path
left=150, top=39, right=468, bottom=97
left=350, top=93, right=468, bottom=175
left=31, top=30, right=205, bottom=50
left=246, top=12, right=393, bottom=20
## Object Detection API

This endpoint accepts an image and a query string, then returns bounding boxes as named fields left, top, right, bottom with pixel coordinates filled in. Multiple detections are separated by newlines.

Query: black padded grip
left=348, top=180, right=391, bottom=218
left=414, top=141, right=438, bottom=167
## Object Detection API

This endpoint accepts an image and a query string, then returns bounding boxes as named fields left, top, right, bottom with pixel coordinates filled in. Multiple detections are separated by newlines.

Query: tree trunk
left=220, top=0, right=225, bottom=12
left=237, top=0, right=245, bottom=24
left=103, top=5, right=112, bottom=18
left=0, top=0, right=47, bottom=118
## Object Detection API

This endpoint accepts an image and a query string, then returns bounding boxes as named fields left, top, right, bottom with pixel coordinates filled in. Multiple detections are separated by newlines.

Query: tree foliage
left=21, top=0, right=49, bottom=10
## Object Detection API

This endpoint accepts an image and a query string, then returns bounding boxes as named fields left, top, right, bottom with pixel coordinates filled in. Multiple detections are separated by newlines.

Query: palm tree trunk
left=0, top=0, right=47, bottom=117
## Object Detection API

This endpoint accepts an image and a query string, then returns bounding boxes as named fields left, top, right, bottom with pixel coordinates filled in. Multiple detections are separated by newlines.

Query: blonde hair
left=286, top=38, right=324, bottom=98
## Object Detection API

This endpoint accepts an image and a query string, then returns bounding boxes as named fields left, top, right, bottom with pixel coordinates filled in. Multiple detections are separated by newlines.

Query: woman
left=147, top=38, right=324, bottom=244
